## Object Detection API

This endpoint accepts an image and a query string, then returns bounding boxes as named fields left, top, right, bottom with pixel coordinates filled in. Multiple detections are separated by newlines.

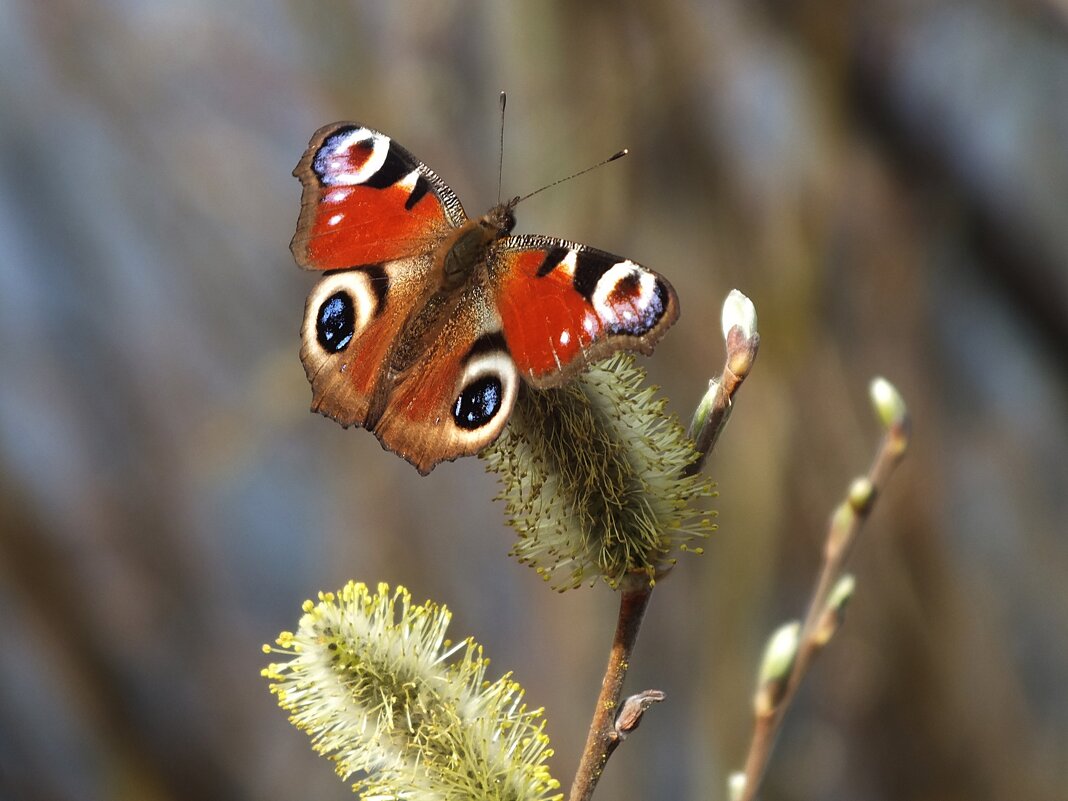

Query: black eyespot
left=453, top=375, right=503, bottom=430
left=316, top=291, right=355, bottom=352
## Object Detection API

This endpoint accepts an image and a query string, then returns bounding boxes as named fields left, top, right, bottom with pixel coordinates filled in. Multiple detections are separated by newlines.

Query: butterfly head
left=480, top=197, right=519, bottom=239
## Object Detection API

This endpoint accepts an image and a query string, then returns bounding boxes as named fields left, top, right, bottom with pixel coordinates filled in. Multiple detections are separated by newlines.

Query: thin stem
left=736, top=416, right=909, bottom=801
left=568, top=585, right=652, bottom=801
left=571, top=291, right=759, bottom=801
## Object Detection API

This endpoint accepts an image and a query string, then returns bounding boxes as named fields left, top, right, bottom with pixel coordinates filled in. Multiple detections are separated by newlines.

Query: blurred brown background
left=1, top=1, right=1066, bottom=800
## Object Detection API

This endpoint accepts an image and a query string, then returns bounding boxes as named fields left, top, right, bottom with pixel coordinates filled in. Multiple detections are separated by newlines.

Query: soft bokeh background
left=2, top=1, right=1066, bottom=800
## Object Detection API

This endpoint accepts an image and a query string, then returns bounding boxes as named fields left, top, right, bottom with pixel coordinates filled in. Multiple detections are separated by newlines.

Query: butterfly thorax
left=384, top=199, right=518, bottom=385
left=440, top=199, right=517, bottom=290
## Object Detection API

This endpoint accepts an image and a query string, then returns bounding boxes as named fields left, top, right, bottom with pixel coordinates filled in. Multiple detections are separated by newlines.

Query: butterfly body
left=292, top=122, right=678, bottom=474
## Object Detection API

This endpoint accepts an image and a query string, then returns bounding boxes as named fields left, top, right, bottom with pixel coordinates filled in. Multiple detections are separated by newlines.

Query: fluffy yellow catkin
left=263, top=582, right=562, bottom=801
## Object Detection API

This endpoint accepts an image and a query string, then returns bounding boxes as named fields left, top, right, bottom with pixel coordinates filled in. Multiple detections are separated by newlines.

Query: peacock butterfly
left=291, top=121, right=679, bottom=474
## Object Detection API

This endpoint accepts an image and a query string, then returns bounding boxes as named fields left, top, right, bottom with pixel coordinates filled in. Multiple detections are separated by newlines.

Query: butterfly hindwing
left=491, top=235, right=679, bottom=388
left=291, top=123, right=467, bottom=271
left=300, top=259, right=433, bottom=430
left=301, top=254, right=520, bottom=475
left=371, top=291, right=520, bottom=475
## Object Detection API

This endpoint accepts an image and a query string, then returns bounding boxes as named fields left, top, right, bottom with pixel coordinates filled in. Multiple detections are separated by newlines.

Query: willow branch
left=734, top=378, right=910, bottom=801
left=570, top=291, right=760, bottom=801
left=568, top=585, right=652, bottom=801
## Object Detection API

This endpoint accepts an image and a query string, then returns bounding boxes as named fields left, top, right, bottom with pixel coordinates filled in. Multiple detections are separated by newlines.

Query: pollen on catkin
left=263, top=582, right=562, bottom=801
left=483, top=354, right=717, bottom=590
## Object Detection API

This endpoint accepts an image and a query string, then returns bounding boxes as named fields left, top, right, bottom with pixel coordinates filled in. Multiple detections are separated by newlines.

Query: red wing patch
left=291, top=123, right=466, bottom=271
left=370, top=291, right=519, bottom=474
left=493, top=237, right=679, bottom=388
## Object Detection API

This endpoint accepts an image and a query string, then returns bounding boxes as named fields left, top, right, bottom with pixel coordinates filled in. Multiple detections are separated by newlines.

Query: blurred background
left=1, top=1, right=1066, bottom=799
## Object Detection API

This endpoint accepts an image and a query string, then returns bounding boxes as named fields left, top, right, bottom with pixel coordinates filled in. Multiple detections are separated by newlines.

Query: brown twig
left=734, top=379, right=910, bottom=801
left=568, top=585, right=652, bottom=801
left=569, top=291, right=760, bottom=801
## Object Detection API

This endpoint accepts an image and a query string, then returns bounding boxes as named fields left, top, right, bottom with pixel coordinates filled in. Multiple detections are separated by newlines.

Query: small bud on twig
left=815, top=574, right=856, bottom=646
left=847, top=477, right=875, bottom=516
left=687, top=291, right=761, bottom=474
left=689, top=378, right=721, bottom=440
left=870, top=376, right=910, bottom=458
left=615, top=689, right=666, bottom=738
left=826, top=500, right=854, bottom=558
left=870, top=376, right=906, bottom=430
left=722, top=289, right=758, bottom=341
left=722, top=290, right=759, bottom=379
left=755, top=621, right=801, bottom=717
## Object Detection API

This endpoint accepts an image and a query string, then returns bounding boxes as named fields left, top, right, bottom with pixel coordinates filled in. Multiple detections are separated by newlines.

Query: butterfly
left=291, top=122, right=679, bottom=474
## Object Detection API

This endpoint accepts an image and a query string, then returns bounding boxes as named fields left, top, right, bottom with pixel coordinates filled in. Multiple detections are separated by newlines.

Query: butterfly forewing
left=294, top=123, right=468, bottom=438
left=491, top=236, right=679, bottom=388
left=291, top=123, right=467, bottom=271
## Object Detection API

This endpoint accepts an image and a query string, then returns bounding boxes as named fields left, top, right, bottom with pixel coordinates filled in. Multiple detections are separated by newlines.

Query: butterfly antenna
left=497, top=91, right=507, bottom=205
left=516, top=148, right=629, bottom=205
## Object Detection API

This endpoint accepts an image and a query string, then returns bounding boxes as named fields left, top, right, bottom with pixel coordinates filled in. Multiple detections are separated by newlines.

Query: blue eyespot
left=453, top=376, right=503, bottom=430
left=316, top=292, right=355, bottom=352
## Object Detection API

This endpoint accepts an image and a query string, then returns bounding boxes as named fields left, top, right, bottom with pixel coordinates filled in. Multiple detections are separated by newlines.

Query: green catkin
left=484, top=354, right=717, bottom=590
